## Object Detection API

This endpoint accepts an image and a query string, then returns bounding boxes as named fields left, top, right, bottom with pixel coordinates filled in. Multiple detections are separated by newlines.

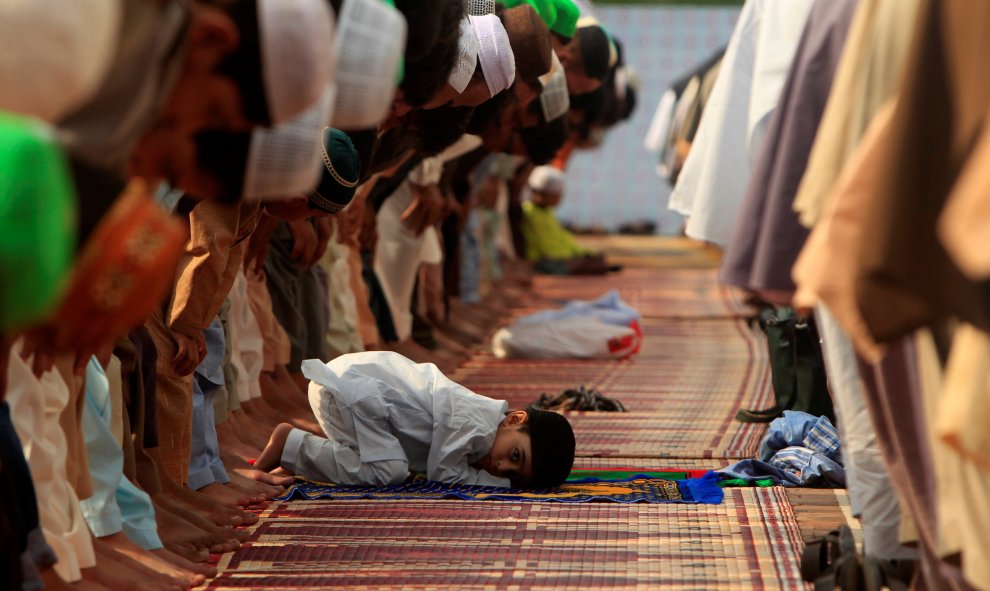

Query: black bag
left=736, top=307, right=835, bottom=423
left=529, top=386, right=627, bottom=412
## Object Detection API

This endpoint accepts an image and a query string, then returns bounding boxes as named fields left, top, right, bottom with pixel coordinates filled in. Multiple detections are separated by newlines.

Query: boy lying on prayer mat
left=255, top=351, right=576, bottom=489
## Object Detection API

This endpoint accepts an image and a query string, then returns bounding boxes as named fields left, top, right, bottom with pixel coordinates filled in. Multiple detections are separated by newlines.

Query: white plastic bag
left=492, top=316, right=640, bottom=359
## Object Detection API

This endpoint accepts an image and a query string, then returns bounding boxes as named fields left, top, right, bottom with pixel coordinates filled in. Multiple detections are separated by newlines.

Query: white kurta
left=670, top=0, right=814, bottom=246
left=6, top=344, right=95, bottom=582
left=283, top=352, right=510, bottom=487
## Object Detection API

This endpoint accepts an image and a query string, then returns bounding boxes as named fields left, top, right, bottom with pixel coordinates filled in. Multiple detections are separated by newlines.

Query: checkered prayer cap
left=331, top=0, right=407, bottom=130
left=470, top=14, right=516, bottom=97
left=242, top=85, right=336, bottom=200
left=258, top=0, right=336, bottom=124
left=538, top=54, right=569, bottom=122
left=448, top=18, right=479, bottom=94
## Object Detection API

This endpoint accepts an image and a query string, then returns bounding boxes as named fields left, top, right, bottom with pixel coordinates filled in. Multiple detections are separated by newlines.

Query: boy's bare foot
left=40, top=567, right=75, bottom=590
left=87, top=539, right=185, bottom=591
left=232, top=465, right=295, bottom=487
left=68, top=578, right=110, bottom=591
left=227, top=469, right=283, bottom=499
left=197, top=481, right=257, bottom=507
left=152, top=548, right=217, bottom=579
left=158, top=477, right=253, bottom=527
left=153, top=496, right=236, bottom=556
left=99, top=532, right=206, bottom=587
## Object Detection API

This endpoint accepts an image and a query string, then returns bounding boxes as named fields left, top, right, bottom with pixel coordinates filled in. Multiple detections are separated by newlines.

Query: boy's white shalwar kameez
left=282, top=351, right=510, bottom=487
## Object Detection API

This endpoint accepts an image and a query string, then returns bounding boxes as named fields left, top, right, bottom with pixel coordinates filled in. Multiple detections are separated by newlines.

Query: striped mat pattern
left=207, top=261, right=807, bottom=589
left=207, top=488, right=805, bottom=590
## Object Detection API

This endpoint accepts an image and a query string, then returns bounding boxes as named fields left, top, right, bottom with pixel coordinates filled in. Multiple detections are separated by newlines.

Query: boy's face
left=479, top=410, right=534, bottom=486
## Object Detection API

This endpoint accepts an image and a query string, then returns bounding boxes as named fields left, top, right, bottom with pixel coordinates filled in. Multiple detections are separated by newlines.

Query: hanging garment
left=853, top=0, right=990, bottom=345
left=670, top=0, right=814, bottom=247
left=720, top=0, right=858, bottom=301
left=792, top=0, right=920, bottom=227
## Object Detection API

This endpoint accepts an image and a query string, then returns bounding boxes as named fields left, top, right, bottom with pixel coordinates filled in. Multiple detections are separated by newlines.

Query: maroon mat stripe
left=208, top=490, right=806, bottom=590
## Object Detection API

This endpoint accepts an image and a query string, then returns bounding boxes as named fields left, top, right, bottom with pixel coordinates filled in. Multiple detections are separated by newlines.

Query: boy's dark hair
left=194, top=130, right=251, bottom=202
left=412, top=105, right=476, bottom=156
left=576, top=26, right=611, bottom=81
left=400, top=0, right=465, bottom=107
left=519, top=409, right=575, bottom=489
left=465, top=88, right=513, bottom=135
left=395, top=0, right=443, bottom=62
left=519, top=116, right=569, bottom=165
left=205, top=0, right=272, bottom=126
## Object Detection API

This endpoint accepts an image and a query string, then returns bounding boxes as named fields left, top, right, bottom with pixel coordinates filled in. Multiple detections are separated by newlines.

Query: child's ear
left=505, top=410, right=528, bottom=425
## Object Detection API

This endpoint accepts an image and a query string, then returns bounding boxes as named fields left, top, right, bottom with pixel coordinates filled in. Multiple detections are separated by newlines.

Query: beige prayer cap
left=331, top=0, right=407, bottom=130
left=0, top=0, right=121, bottom=122
left=258, top=0, right=337, bottom=124
left=243, top=84, right=337, bottom=200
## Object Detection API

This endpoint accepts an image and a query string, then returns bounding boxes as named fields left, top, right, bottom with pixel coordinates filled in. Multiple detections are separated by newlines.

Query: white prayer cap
left=331, top=0, right=407, bottom=130
left=469, top=14, right=515, bottom=98
left=528, top=165, right=565, bottom=194
left=466, top=0, right=495, bottom=16
left=258, top=0, right=336, bottom=124
left=448, top=18, right=479, bottom=94
left=242, top=84, right=336, bottom=200
left=0, top=0, right=121, bottom=123
left=538, top=54, right=569, bottom=122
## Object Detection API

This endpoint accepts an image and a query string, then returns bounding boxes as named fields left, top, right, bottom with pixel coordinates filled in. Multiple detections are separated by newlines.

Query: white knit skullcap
left=469, top=14, right=515, bottom=98
left=258, top=0, right=336, bottom=124
left=538, top=53, right=569, bottom=122
left=0, top=0, right=121, bottom=123
left=448, top=18, right=479, bottom=94
left=242, top=84, right=336, bottom=200
left=528, top=165, right=565, bottom=194
left=331, top=0, right=406, bottom=130
left=466, top=0, right=495, bottom=16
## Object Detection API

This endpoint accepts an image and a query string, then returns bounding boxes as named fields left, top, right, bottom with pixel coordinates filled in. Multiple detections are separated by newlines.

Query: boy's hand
left=171, top=330, right=206, bottom=376
left=288, top=219, right=319, bottom=269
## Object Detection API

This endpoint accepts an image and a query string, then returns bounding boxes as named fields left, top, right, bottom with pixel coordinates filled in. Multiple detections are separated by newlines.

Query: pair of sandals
left=528, top=386, right=627, bottom=412
left=801, top=526, right=915, bottom=591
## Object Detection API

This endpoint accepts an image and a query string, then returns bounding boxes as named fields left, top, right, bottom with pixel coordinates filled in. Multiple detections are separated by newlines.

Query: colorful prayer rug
left=278, top=472, right=724, bottom=505
left=567, top=467, right=712, bottom=481
left=207, top=487, right=806, bottom=590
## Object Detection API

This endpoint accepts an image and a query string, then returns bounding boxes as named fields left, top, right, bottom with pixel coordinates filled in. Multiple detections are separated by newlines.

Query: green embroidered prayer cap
left=549, top=0, right=578, bottom=37
left=0, top=112, right=76, bottom=332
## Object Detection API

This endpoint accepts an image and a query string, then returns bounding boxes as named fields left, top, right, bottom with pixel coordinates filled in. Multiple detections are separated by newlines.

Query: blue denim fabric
left=187, top=318, right=230, bottom=490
